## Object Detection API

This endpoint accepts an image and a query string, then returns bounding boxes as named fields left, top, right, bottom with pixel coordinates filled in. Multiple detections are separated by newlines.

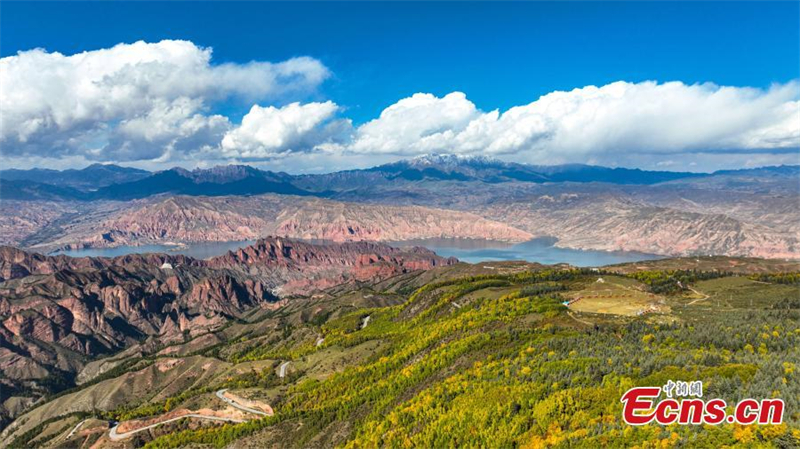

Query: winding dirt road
left=215, top=389, right=271, bottom=416
left=567, top=311, right=593, bottom=326
left=109, top=414, right=245, bottom=441
left=107, top=389, right=269, bottom=441
left=57, top=419, right=87, bottom=442
left=686, top=287, right=710, bottom=305
left=279, top=361, right=291, bottom=378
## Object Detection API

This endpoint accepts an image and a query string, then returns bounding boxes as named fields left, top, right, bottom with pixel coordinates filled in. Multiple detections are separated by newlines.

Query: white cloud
left=0, top=40, right=329, bottom=161
left=349, top=92, right=481, bottom=154
left=221, top=101, right=349, bottom=158
left=347, top=81, right=800, bottom=162
left=1, top=40, right=797, bottom=173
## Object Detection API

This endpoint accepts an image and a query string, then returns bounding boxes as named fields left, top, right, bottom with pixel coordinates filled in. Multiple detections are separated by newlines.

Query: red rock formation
left=0, top=238, right=456, bottom=387
left=208, top=237, right=457, bottom=294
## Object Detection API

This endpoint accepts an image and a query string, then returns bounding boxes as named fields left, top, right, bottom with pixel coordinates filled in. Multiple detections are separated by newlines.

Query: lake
left=52, top=237, right=662, bottom=266
left=389, top=237, right=663, bottom=267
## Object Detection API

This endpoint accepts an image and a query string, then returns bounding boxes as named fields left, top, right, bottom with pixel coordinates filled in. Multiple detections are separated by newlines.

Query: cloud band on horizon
left=1, top=40, right=798, bottom=171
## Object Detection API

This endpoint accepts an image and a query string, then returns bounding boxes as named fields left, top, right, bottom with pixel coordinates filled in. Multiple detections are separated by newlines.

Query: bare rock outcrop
left=0, top=237, right=455, bottom=393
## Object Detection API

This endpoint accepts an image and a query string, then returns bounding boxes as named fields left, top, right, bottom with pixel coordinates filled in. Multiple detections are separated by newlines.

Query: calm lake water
left=389, top=237, right=663, bottom=267
left=52, top=237, right=662, bottom=266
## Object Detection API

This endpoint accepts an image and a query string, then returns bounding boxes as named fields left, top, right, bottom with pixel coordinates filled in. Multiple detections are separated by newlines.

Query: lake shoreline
left=49, top=236, right=663, bottom=266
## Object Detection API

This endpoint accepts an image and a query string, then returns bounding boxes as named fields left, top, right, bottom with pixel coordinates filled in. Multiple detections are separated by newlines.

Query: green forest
left=136, top=268, right=800, bottom=449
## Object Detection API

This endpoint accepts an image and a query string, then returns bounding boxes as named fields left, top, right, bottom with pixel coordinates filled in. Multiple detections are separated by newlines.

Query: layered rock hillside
left=208, top=237, right=457, bottom=294
left=2, top=159, right=797, bottom=259
left=6, top=195, right=532, bottom=252
left=0, top=238, right=456, bottom=413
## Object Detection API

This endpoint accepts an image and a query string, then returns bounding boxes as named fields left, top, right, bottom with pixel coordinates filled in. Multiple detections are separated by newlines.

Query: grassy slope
left=142, top=269, right=799, bottom=449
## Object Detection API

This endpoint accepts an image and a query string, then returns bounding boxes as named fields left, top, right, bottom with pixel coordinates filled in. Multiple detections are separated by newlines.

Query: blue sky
left=1, top=2, right=799, bottom=172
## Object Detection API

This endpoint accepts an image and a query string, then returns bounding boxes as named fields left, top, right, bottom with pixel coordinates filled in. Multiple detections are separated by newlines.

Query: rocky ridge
left=6, top=195, right=532, bottom=252
left=0, top=237, right=455, bottom=403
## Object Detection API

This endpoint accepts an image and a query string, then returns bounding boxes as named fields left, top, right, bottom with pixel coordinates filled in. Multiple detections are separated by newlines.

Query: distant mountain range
left=2, top=154, right=797, bottom=201
left=0, top=164, right=149, bottom=191
left=93, top=165, right=310, bottom=200
left=0, top=164, right=309, bottom=201
left=364, top=154, right=702, bottom=184
left=1, top=155, right=798, bottom=260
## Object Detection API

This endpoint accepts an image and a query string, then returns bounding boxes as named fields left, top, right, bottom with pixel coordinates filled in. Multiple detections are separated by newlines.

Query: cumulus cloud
left=1, top=38, right=797, bottom=173
left=0, top=40, right=329, bottom=161
left=348, top=81, right=800, bottom=162
left=349, top=92, right=482, bottom=154
left=221, top=101, right=350, bottom=158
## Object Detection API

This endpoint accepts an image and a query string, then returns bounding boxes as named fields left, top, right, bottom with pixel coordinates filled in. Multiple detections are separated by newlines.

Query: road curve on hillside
left=61, top=419, right=87, bottom=442
left=686, top=287, right=711, bottom=305
left=108, top=389, right=270, bottom=441
left=108, top=414, right=245, bottom=441
left=279, top=361, right=291, bottom=378
left=215, top=389, right=271, bottom=416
